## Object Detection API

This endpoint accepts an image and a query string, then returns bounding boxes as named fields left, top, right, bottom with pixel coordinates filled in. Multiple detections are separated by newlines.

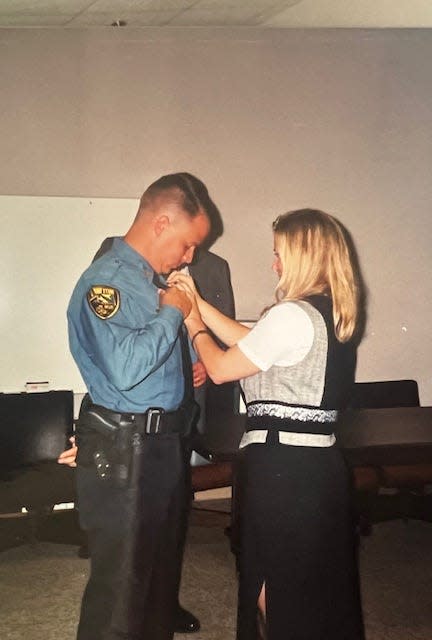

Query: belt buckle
left=145, top=408, right=164, bottom=434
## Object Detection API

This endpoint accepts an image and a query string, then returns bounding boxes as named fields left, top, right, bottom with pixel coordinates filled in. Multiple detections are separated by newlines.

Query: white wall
left=0, top=28, right=431, bottom=403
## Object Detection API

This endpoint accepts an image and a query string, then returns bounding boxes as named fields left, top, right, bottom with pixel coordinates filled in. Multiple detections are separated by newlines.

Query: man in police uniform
left=67, top=173, right=210, bottom=640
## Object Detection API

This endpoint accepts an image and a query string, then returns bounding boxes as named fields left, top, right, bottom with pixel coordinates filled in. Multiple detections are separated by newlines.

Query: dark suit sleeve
left=92, top=237, right=115, bottom=263
left=214, top=259, right=235, bottom=319
left=190, top=251, right=235, bottom=319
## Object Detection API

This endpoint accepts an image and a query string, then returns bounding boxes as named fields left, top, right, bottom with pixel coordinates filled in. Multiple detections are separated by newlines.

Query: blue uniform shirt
left=67, top=237, right=187, bottom=413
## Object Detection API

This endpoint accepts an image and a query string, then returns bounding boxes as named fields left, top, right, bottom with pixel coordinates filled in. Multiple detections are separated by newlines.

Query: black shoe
left=77, top=541, right=90, bottom=559
left=174, top=606, right=200, bottom=633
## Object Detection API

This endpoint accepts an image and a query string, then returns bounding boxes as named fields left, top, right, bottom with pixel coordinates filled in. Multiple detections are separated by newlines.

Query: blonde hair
left=272, top=209, right=362, bottom=342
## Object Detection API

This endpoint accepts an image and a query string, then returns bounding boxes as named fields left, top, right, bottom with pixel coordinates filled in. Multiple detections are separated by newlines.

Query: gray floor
left=1, top=509, right=432, bottom=639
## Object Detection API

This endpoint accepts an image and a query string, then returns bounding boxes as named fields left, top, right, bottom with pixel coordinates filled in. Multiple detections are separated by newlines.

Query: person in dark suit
left=175, top=247, right=237, bottom=464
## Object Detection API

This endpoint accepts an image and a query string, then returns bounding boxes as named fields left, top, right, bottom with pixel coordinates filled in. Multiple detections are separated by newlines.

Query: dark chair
left=0, top=391, right=78, bottom=547
left=349, top=379, right=420, bottom=409
left=349, top=379, right=432, bottom=525
left=191, top=461, right=233, bottom=493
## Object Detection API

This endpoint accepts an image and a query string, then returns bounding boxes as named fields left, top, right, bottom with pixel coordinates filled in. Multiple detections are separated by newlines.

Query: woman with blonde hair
left=168, top=208, right=365, bottom=640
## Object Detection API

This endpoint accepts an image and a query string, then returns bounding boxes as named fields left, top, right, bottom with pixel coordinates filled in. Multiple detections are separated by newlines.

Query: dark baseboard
left=0, top=508, right=84, bottom=553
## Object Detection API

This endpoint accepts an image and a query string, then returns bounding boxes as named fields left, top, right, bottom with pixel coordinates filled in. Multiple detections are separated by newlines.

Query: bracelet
left=191, top=329, right=210, bottom=349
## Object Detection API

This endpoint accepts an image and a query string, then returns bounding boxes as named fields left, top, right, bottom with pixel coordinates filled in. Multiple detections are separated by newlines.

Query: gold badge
left=87, top=285, right=120, bottom=320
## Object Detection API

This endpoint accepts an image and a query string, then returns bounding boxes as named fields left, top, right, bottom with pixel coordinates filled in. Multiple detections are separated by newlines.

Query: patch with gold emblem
left=87, top=285, right=120, bottom=320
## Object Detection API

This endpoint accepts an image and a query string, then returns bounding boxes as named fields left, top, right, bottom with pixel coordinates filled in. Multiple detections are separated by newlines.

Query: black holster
left=75, top=411, right=134, bottom=486
left=75, top=399, right=200, bottom=487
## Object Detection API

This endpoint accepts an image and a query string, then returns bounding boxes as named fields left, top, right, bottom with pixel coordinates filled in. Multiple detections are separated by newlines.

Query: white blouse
left=237, top=301, right=314, bottom=371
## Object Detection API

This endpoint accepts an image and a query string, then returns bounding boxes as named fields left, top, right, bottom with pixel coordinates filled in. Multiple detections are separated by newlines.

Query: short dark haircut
left=139, top=172, right=210, bottom=218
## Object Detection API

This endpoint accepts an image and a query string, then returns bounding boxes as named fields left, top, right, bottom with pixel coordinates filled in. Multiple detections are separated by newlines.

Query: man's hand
left=160, top=286, right=192, bottom=318
left=57, top=436, right=78, bottom=467
left=193, top=360, right=207, bottom=387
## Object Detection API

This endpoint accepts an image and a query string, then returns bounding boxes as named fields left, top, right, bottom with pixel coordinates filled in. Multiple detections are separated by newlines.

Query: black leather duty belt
left=82, top=402, right=185, bottom=437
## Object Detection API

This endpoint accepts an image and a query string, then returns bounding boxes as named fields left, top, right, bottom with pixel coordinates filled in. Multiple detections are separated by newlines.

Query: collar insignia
left=87, top=285, right=120, bottom=320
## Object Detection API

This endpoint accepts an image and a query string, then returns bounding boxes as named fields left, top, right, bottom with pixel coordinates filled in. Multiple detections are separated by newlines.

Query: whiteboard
left=0, top=196, right=139, bottom=393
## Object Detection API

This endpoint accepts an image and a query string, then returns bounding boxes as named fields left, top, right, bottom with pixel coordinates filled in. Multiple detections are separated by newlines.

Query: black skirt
left=236, top=440, right=365, bottom=640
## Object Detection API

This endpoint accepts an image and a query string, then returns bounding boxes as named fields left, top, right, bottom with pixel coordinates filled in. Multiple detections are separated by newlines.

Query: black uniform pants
left=75, top=432, right=191, bottom=640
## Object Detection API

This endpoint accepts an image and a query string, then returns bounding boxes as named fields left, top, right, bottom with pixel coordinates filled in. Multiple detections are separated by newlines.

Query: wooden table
left=337, top=406, right=432, bottom=466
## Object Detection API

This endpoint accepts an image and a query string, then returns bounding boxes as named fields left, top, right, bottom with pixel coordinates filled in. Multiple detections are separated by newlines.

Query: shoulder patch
left=87, top=285, right=120, bottom=320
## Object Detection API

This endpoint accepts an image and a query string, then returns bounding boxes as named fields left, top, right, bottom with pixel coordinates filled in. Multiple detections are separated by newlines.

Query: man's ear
left=154, top=214, right=170, bottom=237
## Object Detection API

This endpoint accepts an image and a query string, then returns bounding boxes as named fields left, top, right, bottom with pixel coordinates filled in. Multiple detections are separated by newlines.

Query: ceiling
left=1, top=0, right=432, bottom=29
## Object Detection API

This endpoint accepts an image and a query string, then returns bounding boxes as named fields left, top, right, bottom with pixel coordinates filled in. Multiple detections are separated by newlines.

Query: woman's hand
left=57, top=436, right=77, bottom=467
left=167, top=272, right=201, bottom=302
left=167, top=272, right=204, bottom=324
left=167, top=271, right=210, bottom=344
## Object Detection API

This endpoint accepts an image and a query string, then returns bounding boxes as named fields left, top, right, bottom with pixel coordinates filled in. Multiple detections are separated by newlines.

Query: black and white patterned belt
left=240, top=401, right=337, bottom=449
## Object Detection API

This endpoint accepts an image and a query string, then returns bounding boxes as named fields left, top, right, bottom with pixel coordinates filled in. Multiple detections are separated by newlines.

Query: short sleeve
left=237, top=302, right=314, bottom=371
